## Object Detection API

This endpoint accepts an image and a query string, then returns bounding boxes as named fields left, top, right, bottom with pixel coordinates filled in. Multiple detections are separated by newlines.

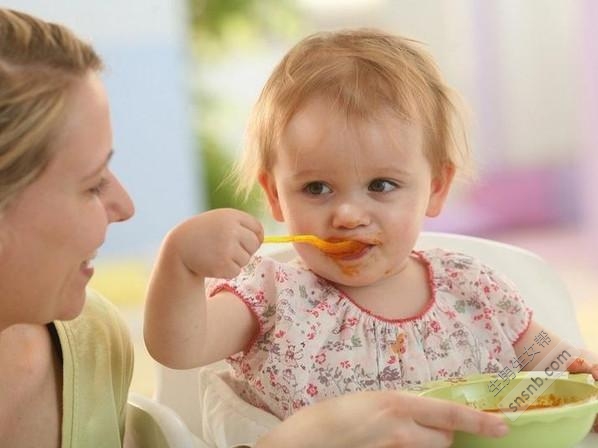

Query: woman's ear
left=258, top=171, right=284, bottom=222
left=426, top=164, right=456, bottom=217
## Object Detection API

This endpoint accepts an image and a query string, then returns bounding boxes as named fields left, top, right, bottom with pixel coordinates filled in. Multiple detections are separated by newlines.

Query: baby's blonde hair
left=0, top=8, right=102, bottom=210
left=235, top=28, right=469, bottom=198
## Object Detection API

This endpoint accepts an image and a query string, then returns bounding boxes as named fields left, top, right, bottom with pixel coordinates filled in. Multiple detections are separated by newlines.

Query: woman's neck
left=0, top=323, right=62, bottom=446
left=0, top=323, right=53, bottom=377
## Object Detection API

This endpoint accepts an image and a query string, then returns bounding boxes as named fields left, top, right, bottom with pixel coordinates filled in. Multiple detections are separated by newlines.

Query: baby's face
left=260, top=96, right=451, bottom=288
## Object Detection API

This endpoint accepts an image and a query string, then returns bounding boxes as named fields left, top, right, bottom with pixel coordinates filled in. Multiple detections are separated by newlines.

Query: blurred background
left=5, top=0, right=597, bottom=396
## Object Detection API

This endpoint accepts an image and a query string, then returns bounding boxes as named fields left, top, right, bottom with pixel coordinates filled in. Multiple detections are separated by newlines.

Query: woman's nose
left=331, top=201, right=371, bottom=229
left=105, top=174, right=135, bottom=223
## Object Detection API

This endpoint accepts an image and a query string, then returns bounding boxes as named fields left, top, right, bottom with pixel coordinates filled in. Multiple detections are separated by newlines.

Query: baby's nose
left=331, top=202, right=371, bottom=229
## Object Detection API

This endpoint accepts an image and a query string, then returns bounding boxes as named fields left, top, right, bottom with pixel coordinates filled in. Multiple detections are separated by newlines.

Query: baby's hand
left=566, top=356, right=598, bottom=433
left=566, top=357, right=598, bottom=380
left=170, top=208, right=263, bottom=279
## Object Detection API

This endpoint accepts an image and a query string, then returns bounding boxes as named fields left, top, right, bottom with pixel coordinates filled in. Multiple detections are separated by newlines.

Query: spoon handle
left=263, top=235, right=317, bottom=244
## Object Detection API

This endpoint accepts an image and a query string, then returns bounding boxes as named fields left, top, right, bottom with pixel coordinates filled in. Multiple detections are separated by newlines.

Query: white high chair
left=125, top=392, right=202, bottom=448
left=150, top=231, right=584, bottom=447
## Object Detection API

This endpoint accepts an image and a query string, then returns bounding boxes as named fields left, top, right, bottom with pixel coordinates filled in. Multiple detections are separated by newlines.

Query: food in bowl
left=480, top=393, right=581, bottom=413
left=417, top=372, right=598, bottom=448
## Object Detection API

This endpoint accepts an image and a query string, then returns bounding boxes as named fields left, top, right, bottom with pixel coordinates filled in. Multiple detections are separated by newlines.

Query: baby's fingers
left=238, top=213, right=264, bottom=241
left=566, top=357, right=598, bottom=380
left=238, top=227, right=263, bottom=256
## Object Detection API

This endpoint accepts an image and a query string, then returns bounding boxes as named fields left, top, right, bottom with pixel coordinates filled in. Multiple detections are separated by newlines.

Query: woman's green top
left=53, top=290, right=134, bottom=448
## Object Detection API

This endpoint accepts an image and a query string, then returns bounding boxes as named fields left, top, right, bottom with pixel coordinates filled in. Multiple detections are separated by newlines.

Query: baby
left=144, top=28, right=598, bottom=420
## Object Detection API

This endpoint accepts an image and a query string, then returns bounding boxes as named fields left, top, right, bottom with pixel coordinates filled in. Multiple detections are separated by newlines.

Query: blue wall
left=3, top=0, right=202, bottom=257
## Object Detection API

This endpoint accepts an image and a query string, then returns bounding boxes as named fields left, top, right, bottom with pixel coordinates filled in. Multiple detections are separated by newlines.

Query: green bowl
left=417, top=373, right=598, bottom=448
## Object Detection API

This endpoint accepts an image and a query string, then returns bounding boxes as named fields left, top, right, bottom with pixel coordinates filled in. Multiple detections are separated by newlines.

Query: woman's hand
left=256, top=390, right=509, bottom=448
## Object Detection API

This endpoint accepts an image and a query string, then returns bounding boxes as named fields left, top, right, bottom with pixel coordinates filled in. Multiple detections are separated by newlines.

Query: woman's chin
left=57, top=291, right=88, bottom=321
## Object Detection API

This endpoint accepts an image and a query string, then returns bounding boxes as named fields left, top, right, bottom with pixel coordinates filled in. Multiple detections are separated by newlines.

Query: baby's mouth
left=325, top=241, right=376, bottom=260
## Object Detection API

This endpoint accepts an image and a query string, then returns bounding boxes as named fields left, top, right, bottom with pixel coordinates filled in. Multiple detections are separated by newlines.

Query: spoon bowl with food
left=263, top=234, right=369, bottom=256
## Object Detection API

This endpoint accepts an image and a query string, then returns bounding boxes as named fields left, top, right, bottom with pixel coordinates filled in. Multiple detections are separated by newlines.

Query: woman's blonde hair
left=0, top=8, right=102, bottom=210
left=235, top=28, right=469, bottom=197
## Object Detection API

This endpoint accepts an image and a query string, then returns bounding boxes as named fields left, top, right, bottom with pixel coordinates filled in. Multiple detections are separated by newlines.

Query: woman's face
left=0, top=73, right=134, bottom=328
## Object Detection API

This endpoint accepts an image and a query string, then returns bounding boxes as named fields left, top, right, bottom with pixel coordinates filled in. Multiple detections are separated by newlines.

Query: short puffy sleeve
left=205, top=255, right=280, bottom=338
left=433, top=250, right=533, bottom=345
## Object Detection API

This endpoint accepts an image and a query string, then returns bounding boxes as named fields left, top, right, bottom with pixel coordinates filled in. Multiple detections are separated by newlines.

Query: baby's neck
left=336, top=255, right=432, bottom=320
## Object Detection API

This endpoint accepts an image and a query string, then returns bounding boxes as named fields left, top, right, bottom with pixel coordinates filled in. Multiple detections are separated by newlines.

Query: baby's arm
left=143, top=208, right=263, bottom=369
left=514, top=320, right=598, bottom=379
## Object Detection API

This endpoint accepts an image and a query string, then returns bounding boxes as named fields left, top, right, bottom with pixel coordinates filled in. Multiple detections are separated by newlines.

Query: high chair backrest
left=415, top=232, right=583, bottom=345
left=153, top=231, right=584, bottom=439
left=125, top=392, right=201, bottom=448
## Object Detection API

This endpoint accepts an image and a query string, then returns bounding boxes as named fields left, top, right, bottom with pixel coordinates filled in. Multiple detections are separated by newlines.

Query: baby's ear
left=426, top=164, right=455, bottom=218
left=258, top=171, right=284, bottom=222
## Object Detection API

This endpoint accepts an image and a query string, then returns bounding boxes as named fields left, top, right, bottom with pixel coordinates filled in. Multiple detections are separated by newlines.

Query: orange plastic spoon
left=263, top=235, right=366, bottom=255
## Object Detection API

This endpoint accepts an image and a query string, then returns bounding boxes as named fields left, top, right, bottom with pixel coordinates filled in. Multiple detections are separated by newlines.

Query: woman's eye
left=89, top=178, right=109, bottom=195
left=303, top=182, right=331, bottom=195
left=369, top=179, right=398, bottom=193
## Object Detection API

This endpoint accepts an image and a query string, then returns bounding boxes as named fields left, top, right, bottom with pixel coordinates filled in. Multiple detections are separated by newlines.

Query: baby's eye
left=368, top=179, right=398, bottom=193
left=303, top=182, right=332, bottom=195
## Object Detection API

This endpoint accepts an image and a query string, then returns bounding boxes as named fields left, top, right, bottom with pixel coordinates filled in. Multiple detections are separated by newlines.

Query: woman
left=0, top=8, right=508, bottom=447
left=0, top=7, right=135, bottom=447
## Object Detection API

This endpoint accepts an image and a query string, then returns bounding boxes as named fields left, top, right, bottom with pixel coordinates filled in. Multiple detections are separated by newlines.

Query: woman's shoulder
left=83, top=288, right=125, bottom=317
left=55, top=289, right=133, bottom=446
left=77, top=289, right=130, bottom=338
left=56, top=289, right=132, bottom=360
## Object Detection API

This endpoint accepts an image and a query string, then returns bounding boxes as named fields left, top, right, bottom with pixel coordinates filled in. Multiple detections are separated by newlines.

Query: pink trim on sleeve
left=512, top=308, right=534, bottom=346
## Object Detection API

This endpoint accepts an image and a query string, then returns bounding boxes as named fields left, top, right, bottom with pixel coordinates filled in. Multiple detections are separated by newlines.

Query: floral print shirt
left=206, top=249, right=533, bottom=420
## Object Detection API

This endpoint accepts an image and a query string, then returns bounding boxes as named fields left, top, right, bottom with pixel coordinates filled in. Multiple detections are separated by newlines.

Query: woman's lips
left=80, top=259, right=95, bottom=278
